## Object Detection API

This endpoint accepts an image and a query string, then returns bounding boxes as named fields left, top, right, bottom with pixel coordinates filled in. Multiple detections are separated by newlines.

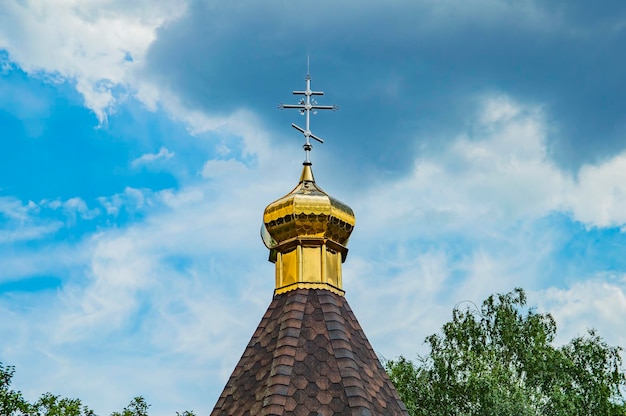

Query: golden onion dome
left=262, top=164, right=355, bottom=249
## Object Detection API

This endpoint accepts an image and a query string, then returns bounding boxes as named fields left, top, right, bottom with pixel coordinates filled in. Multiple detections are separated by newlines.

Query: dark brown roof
left=211, top=288, right=409, bottom=416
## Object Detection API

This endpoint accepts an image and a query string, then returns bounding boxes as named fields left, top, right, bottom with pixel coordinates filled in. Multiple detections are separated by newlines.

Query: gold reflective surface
left=263, top=165, right=355, bottom=296
left=263, top=165, right=356, bottom=247
left=274, top=282, right=345, bottom=296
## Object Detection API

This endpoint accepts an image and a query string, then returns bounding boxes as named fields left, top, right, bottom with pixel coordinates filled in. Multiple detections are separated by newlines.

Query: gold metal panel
left=301, top=246, right=322, bottom=283
left=273, top=239, right=347, bottom=295
left=281, top=249, right=298, bottom=287
left=325, top=250, right=341, bottom=288
left=275, top=251, right=282, bottom=287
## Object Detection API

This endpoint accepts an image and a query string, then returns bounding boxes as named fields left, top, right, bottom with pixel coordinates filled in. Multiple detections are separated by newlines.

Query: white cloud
left=200, top=159, right=248, bottom=179
left=566, top=154, right=626, bottom=228
left=0, top=112, right=290, bottom=413
left=0, top=223, right=62, bottom=245
left=45, top=197, right=100, bottom=221
left=534, top=276, right=626, bottom=348
left=0, top=197, right=62, bottom=244
left=0, top=0, right=187, bottom=123
left=353, top=94, right=626, bottom=241
left=4, top=181, right=280, bottom=414
left=97, top=187, right=156, bottom=216
left=131, top=146, right=175, bottom=167
left=0, top=197, right=39, bottom=221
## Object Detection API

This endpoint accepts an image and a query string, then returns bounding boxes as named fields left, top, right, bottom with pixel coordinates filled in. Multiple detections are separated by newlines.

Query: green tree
left=29, top=392, right=95, bottom=416
left=2, top=363, right=95, bottom=416
left=1, top=364, right=196, bottom=416
left=1, top=363, right=30, bottom=415
left=386, top=288, right=626, bottom=416
left=110, top=397, right=150, bottom=416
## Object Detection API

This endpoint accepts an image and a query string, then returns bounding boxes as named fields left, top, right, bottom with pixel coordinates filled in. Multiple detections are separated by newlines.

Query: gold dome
left=262, top=164, right=356, bottom=295
left=263, top=164, right=355, bottom=248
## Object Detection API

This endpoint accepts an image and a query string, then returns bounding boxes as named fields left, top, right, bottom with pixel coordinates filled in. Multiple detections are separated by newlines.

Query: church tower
left=210, top=71, right=409, bottom=416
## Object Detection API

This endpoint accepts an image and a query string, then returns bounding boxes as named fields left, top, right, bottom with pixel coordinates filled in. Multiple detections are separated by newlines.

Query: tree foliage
left=110, top=397, right=150, bottom=416
left=1, top=363, right=30, bottom=416
left=0, top=364, right=194, bottom=416
left=29, top=393, right=95, bottom=416
left=386, top=288, right=626, bottom=416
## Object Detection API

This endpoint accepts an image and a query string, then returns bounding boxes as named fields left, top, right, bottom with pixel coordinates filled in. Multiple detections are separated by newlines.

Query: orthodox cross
left=279, top=66, right=338, bottom=164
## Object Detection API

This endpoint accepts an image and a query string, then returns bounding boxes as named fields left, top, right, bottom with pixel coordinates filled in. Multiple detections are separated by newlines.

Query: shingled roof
left=211, top=288, right=408, bottom=416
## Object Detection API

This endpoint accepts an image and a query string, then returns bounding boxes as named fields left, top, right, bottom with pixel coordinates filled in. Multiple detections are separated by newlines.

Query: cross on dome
left=278, top=63, right=338, bottom=165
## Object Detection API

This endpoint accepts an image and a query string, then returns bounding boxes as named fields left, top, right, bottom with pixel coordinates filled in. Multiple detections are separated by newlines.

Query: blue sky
left=2, top=0, right=626, bottom=414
